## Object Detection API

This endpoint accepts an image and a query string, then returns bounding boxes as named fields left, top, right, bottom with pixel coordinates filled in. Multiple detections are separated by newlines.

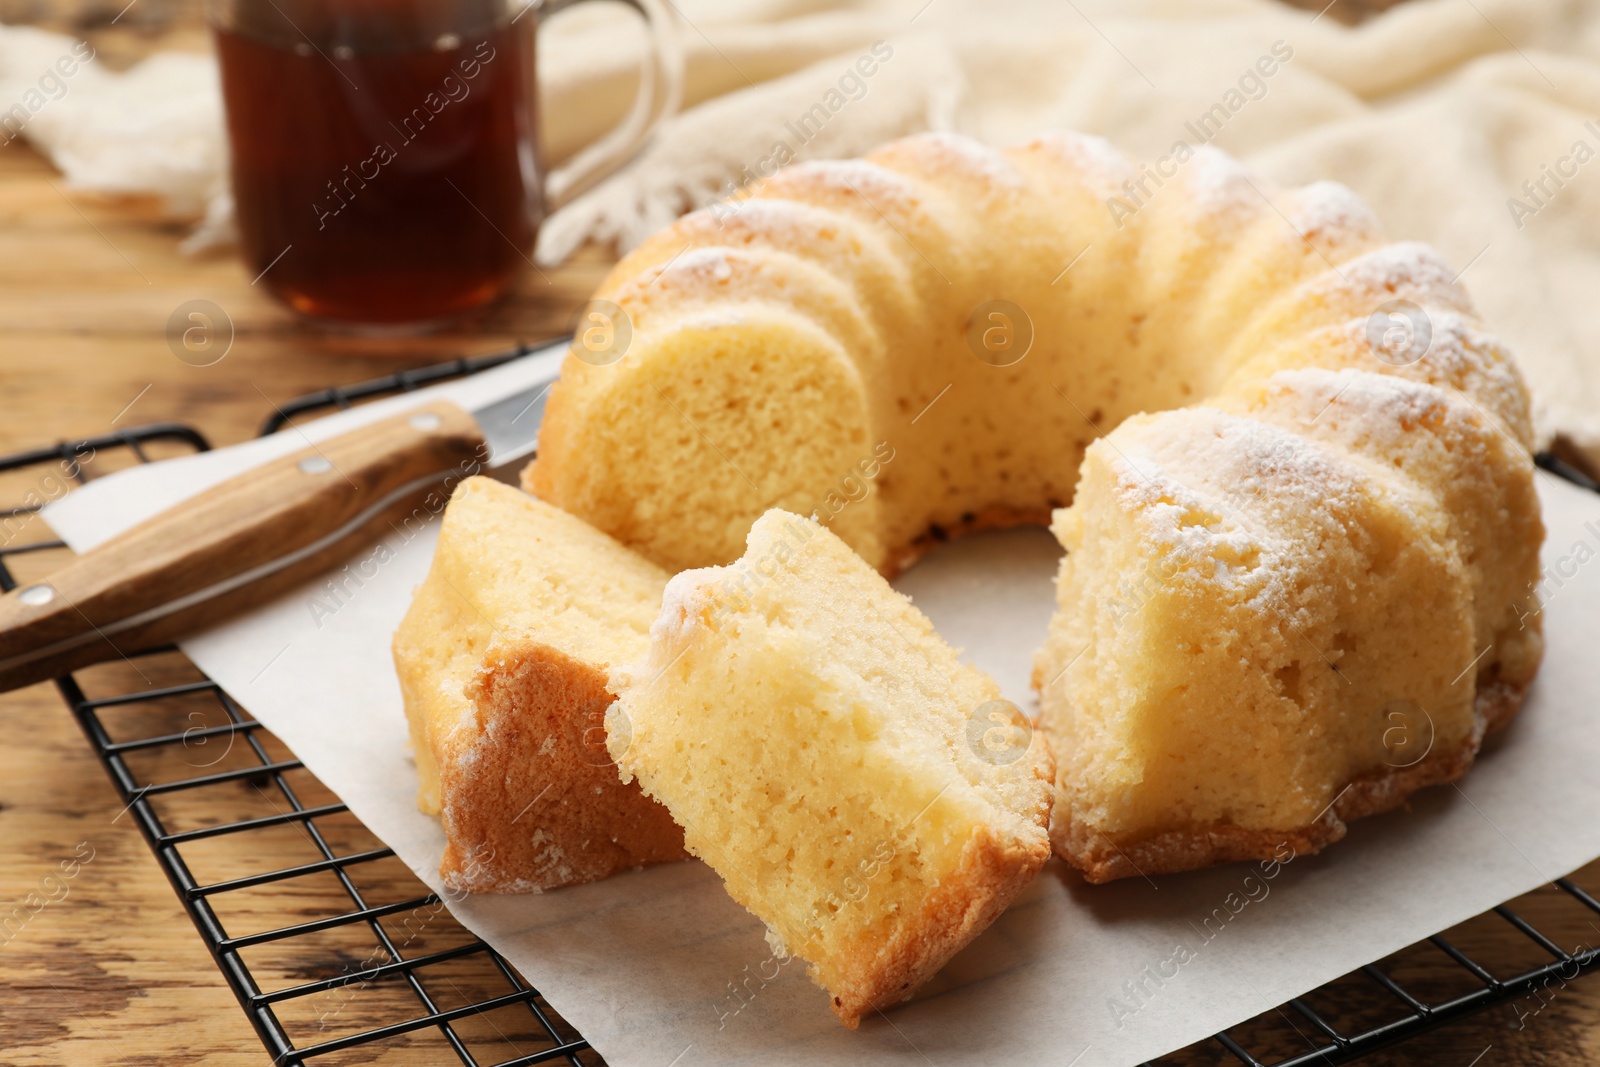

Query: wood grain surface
left=0, top=2, right=1597, bottom=1066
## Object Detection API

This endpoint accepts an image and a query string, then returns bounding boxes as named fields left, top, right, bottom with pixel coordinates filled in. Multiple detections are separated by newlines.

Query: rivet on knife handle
left=0, top=399, right=486, bottom=693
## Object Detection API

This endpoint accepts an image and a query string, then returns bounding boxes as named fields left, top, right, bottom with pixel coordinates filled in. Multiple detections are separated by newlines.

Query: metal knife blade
left=472, top=376, right=557, bottom=469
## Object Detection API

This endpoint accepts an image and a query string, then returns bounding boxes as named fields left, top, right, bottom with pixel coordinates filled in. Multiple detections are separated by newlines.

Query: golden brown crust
left=1054, top=679, right=1530, bottom=884
left=437, top=641, right=687, bottom=894
left=828, top=737, right=1056, bottom=1026
left=830, top=826, right=1051, bottom=1027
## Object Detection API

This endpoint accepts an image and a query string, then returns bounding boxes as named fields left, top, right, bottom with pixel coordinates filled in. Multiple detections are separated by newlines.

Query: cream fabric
left=3, top=0, right=1599, bottom=458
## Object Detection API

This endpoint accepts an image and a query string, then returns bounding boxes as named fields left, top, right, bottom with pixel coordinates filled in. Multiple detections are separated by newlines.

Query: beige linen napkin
left=3, top=0, right=1599, bottom=461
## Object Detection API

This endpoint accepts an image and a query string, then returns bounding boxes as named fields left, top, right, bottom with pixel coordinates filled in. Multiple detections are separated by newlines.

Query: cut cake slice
left=610, top=508, right=1054, bottom=1026
left=393, top=477, right=686, bottom=892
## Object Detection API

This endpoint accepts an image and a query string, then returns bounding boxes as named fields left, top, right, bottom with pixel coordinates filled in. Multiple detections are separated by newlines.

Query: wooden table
left=1, top=2, right=1597, bottom=1065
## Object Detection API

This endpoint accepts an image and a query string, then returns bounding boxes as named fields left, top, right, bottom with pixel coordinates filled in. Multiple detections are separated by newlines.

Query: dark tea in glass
left=212, top=0, right=680, bottom=330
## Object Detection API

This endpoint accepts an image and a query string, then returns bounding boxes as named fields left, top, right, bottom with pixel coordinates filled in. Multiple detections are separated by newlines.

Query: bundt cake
left=523, top=131, right=1544, bottom=880
left=393, top=477, right=685, bottom=893
left=609, top=509, right=1054, bottom=1027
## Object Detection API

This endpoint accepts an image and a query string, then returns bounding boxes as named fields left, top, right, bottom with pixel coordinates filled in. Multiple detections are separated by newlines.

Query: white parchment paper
left=42, top=360, right=1600, bottom=1066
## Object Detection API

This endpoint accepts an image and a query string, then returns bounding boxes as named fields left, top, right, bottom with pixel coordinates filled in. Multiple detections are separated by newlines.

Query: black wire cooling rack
left=4, top=347, right=1600, bottom=1067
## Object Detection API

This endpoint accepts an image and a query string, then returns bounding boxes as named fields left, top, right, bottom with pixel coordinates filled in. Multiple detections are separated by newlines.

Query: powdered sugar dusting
left=1290, top=181, right=1381, bottom=244
left=1020, top=130, right=1134, bottom=189
left=657, top=246, right=736, bottom=283
left=1105, top=441, right=1275, bottom=597
left=1337, top=308, right=1498, bottom=380
left=1184, top=144, right=1259, bottom=219
left=1333, top=309, right=1530, bottom=442
left=1102, top=407, right=1366, bottom=608
left=1337, top=242, right=1472, bottom=311
left=1258, top=367, right=1461, bottom=444
left=691, top=194, right=912, bottom=276
left=688, top=194, right=835, bottom=236
left=781, top=158, right=925, bottom=211
left=892, top=130, right=1025, bottom=188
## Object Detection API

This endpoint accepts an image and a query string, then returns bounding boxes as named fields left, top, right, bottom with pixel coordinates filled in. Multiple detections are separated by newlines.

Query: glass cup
left=210, top=0, right=679, bottom=331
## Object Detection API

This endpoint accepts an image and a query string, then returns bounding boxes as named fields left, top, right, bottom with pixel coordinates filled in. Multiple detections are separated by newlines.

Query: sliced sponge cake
left=1032, top=400, right=1514, bottom=882
left=394, top=477, right=686, bottom=893
left=610, top=509, right=1054, bottom=1026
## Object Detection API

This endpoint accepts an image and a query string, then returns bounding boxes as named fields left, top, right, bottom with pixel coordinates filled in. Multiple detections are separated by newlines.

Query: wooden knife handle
left=0, top=399, right=486, bottom=692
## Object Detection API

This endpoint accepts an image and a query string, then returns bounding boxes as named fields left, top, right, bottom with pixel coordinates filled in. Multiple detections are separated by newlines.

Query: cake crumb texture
left=611, top=509, right=1054, bottom=1025
left=393, top=477, right=687, bottom=893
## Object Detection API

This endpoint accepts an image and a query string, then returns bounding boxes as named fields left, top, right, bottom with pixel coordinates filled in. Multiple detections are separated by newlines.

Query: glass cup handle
left=537, top=0, right=684, bottom=209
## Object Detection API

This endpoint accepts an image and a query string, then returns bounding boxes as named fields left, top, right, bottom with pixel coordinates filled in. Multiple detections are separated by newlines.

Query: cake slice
left=609, top=509, right=1054, bottom=1026
left=393, top=477, right=686, bottom=893
left=1033, top=406, right=1480, bottom=882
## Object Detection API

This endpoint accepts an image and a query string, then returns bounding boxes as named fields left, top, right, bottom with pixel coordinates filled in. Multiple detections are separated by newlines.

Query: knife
left=0, top=351, right=562, bottom=693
